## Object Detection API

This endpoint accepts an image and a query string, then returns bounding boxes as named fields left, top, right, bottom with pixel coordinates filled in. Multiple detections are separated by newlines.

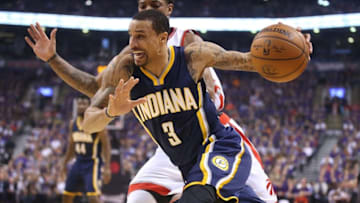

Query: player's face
left=129, top=20, right=167, bottom=66
left=137, top=0, right=173, bottom=17
left=77, top=98, right=90, bottom=115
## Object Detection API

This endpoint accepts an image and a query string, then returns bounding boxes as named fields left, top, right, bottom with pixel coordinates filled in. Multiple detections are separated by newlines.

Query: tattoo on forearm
left=91, top=87, right=115, bottom=108
left=186, top=42, right=257, bottom=80
left=213, top=51, right=256, bottom=72
left=49, top=56, right=99, bottom=96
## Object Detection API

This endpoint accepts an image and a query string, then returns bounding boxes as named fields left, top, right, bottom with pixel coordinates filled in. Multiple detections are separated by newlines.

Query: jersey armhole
left=180, top=29, right=200, bottom=46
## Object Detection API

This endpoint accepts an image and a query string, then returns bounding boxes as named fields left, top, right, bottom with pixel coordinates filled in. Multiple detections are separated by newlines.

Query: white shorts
left=128, top=147, right=184, bottom=196
left=128, top=113, right=278, bottom=202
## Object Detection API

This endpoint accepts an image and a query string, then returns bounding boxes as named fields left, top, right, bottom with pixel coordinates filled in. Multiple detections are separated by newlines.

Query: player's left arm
left=185, top=41, right=256, bottom=82
left=185, top=30, right=312, bottom=82
left=99, top=130, right=112, bottom=184
left=183, top=32, right=225, bottom=110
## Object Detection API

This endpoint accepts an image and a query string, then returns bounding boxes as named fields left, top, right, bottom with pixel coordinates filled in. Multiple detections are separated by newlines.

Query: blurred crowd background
left=1, top=0, right=360, bottom=17
left=0, top=0, right=360, bottom=203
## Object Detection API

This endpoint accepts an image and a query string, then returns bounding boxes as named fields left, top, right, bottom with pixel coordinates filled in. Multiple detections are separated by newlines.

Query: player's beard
left=133, top=51, right=148, bottom=66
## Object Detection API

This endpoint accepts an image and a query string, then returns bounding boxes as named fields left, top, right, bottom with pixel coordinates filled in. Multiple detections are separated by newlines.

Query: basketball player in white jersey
left=25, top=1, right=311, bottom=202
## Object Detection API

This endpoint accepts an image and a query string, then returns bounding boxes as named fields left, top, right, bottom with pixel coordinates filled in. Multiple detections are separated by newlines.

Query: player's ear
left=167, top=3, right=174, bottom=16
left=160, top=32, right=168, bottom=43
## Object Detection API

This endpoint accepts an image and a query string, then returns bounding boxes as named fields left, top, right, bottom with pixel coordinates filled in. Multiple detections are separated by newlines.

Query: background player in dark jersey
left=61, top=97, right=111, bottom=203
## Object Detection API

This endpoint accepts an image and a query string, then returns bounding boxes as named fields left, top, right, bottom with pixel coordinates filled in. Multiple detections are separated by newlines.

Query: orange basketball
left=250, top=23, right=309, bottom=83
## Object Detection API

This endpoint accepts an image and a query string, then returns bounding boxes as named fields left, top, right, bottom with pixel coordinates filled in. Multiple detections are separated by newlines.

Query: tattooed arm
left=47, top=55, right=99, bottom=97
left=25, top=22, right=131, bottom=97
left=183, top=32, right=226, bottom=110
left=48, top=47, right=131, bottom=97
left=82, top=55, right=137, bottom=133
left=183, top=32, right=225, bottom=110
left=184, top=41, right=256, bottom=82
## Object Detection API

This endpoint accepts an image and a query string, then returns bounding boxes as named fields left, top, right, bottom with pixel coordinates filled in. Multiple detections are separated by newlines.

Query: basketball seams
left=293, top=30, right=308, bottom=56
left=261, top=56, right=308, bottom=80
left=251, top=24, right=309, bottom=83
left=252, top=35, right=305, bottom=55
left=251, top=52, right=303, bottom=61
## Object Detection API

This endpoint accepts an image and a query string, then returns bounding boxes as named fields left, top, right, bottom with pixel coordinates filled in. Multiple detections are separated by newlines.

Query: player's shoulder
left=183, top=29, right=202, bottom=47
left=100, top=54, right=134, bottom=87
left=183, top=41, right=203, bottom=55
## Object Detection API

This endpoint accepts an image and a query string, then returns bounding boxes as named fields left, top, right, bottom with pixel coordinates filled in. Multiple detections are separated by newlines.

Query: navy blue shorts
left=64, top=158, right=102, bottom=196
left=181, top=127, right=263, bottom=202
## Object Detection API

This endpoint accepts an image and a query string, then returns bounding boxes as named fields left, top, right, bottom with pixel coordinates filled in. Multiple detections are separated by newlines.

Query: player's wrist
left=104, top=107, right=117, bottom=119
left=46, top=52, right=58, bottom=63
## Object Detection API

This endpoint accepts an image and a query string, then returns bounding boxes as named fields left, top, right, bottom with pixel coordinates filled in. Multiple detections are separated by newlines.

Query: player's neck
left=144, top=47, right=169, bottom=77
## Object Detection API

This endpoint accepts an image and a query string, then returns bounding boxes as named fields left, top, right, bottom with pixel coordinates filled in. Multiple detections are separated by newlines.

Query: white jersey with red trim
left=167, top=27, right=190, bottom=47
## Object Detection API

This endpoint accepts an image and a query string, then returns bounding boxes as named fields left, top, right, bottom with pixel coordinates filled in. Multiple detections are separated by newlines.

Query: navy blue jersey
left=72, top=117, right=102, bottom=161
left=131, top=46, right=226, bottom=167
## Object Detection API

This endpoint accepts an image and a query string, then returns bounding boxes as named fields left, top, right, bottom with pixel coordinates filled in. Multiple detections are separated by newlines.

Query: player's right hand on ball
left=25, top=22, right=57, bottom=62
left=107, top=77, right=146, bottom=116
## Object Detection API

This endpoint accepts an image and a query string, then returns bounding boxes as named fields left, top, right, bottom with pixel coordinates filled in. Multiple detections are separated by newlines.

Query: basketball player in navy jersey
left=77, top=10, right=312, bottom=202
left=25, top=1, right=228, bottom=202
left=25, top=1, right=311, bottom=202
left=61, top=97, right=112, bottom=203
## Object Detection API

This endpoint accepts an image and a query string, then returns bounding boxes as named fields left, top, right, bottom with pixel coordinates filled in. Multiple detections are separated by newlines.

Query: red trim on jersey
left=128, top=183, right=171, bottom=196
left=180, top=30, right=192, bottom=46
left=168, top=27, right=177, bottom=41
left=214, top=85, right=225, bottom=110
left=219, top=113, right=264, bottom=168
left=218, top=94, right=224, bottom=110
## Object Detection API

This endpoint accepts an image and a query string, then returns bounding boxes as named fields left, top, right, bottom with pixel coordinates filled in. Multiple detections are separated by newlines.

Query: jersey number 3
left=162, top=121, right=182, bottom=146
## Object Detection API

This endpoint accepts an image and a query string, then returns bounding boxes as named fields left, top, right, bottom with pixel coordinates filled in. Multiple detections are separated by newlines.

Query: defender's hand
left=107, top=77, right=146, bottom=116
left=25, top=22, right=57, bottom=62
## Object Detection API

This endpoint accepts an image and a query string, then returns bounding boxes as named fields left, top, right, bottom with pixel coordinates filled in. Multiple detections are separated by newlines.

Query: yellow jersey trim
left=63, top=191, right=83, bottom=196
left=197, top=110, right=208, bottom=145
left=86, top=191, right=101, bottom=196
left=140, top=67, right=159, bottom=86
left=140, top=46, right=175, bottom=86
left=132, top=109, right=159, bottom=145
left=76, top=116, right=83, bottom=130
left=159, top=46, right=175, bottom=85
left=216, top=139, right=245, bottom=203
left=196, top=83, right=208, bottom=145
left=184, top=136, right=215, bottom=190
left=91, top=136, right=101, bottom=194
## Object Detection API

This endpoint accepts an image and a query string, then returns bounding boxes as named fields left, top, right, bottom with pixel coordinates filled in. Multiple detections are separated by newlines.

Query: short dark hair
left=137, top=0, right=175, bottom=4
left=132, top=9, right=170, bottom=35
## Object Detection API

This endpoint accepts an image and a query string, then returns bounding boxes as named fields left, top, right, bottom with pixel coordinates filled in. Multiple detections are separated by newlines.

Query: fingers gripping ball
left=250, top=23, right=309, bottom=83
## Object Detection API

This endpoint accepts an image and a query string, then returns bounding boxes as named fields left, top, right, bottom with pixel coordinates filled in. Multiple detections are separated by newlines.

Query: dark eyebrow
left=134, top=29, right=146, bottom=33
